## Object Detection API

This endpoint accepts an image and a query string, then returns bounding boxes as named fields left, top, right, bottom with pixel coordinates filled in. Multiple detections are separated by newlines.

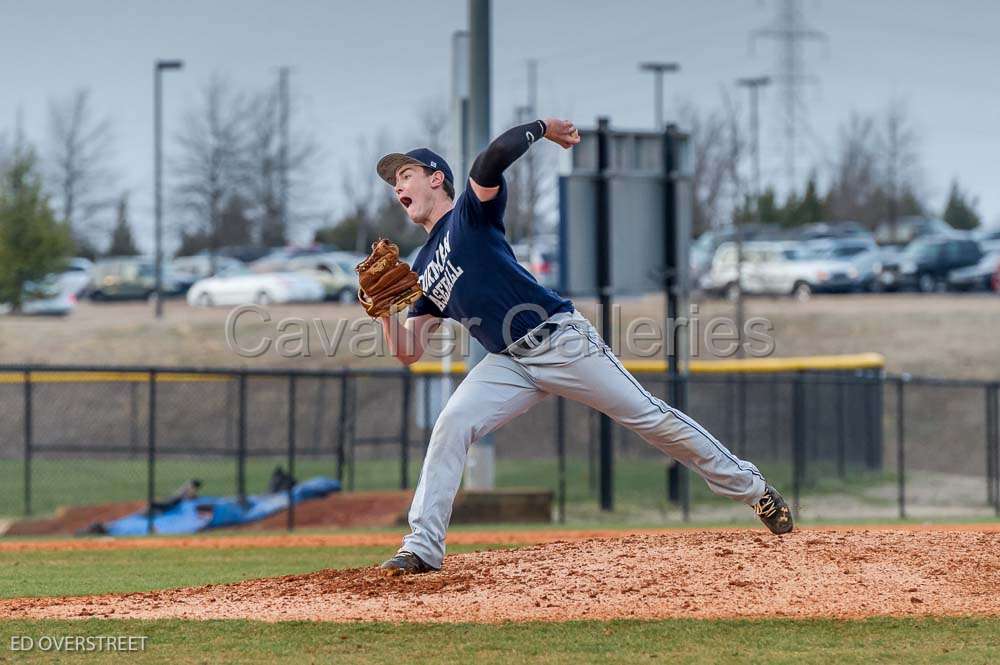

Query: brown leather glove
left=355, top=239, right=423, bottom=318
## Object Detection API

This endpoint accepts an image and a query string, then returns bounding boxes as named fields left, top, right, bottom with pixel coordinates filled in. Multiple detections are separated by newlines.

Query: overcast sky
left=1, top=0, right=997, bottom=251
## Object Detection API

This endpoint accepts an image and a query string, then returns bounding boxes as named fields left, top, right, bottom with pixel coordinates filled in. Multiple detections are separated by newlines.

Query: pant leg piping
left=566, top=323, right=766, bottom=483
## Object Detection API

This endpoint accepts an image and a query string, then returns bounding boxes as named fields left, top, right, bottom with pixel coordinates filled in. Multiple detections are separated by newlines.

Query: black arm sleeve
left=469, top=119, right=547, bottom=187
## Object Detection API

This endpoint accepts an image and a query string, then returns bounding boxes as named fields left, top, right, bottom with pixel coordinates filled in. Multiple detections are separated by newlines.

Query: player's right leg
left=383, top=353, right=546, bottom=575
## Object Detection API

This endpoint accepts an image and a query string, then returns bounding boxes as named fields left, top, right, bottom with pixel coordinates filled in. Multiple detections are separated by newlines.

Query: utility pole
left=153, top=59, right=183, bottom=319
left=523, top=59, right=539, bottom=243
left=464, top=0, right=495, bottom=490
left=450, top=31, right=469, bottom=196
left=638, top=62, right=680, bottom=130
left=278, top=67, right=290, bottom=246
left=753, top=0, right=825, bottom=195
left=735, top=76, right=770, bottom=355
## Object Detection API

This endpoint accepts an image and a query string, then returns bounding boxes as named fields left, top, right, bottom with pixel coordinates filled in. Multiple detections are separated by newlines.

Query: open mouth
left=400, top=196, right=412, bottom=209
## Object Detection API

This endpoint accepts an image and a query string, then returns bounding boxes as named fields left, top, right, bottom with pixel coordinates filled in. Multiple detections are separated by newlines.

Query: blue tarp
left=100, top=476, right=341, bottom=536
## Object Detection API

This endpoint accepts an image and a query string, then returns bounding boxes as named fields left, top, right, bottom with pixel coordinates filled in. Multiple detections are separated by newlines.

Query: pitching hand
left=543, top=118, right=581, bottom=149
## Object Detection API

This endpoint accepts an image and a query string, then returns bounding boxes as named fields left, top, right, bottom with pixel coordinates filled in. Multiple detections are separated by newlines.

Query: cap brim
left=376, top=153, right=428, bottom=186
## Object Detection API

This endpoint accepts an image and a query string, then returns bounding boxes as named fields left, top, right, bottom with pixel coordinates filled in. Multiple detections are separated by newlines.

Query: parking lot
left=1, top=292, right=997, bottom=379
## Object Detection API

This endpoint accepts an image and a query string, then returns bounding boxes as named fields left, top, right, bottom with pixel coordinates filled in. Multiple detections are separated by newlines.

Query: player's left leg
left=519, top=312, right=791, bottom=533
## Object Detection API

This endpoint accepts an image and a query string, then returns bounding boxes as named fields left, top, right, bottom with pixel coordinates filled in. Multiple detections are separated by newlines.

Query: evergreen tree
left=0, top=150, right=71, bottom=310
left=942, top=179, right=981, bottom=230
left=782, top=176, right=824, bottom=228
left=107, top=193, right=139, bottom=256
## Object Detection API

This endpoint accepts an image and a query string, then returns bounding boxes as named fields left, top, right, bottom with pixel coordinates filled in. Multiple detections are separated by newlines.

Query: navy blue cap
left=377, top=148, right=454, bottom=187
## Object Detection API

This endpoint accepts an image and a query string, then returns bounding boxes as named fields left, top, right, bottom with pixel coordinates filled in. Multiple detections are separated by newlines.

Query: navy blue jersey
left=408, top=178, right=573, bottom=353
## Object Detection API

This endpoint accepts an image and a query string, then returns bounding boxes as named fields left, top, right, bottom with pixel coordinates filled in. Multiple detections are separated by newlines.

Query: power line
left=753, top=0, right=826, bottom=194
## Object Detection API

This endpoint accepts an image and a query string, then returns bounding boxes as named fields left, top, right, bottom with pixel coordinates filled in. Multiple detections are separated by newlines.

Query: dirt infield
left=3, top=527, right=999, bottom=622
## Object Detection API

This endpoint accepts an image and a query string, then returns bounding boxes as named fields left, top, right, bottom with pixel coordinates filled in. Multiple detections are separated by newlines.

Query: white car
left=707, top=241, right=860, bottom=301
left=806, top=238, right=884, bottom=291
left=187, top=265, right=324, bottom=307
left=171, top=255, right=244, bottom=283
left=55, top=257, right=94, bottom=297
left=0, top=275, right=77, bottom=316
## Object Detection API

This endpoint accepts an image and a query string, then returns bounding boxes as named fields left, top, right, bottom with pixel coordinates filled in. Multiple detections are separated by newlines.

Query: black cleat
left=754, top=484, right=794, bottom=535
left=380, top=550, right=436, bottom=576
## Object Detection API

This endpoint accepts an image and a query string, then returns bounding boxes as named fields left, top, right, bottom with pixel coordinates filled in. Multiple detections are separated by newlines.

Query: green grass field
left=1, top=540, right=996, bottom=663
left=0, top=455, right=892, bottom=520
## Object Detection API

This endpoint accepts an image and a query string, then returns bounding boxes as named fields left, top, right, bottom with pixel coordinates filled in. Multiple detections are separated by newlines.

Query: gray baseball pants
left=401, top=310, right=768, bottom=569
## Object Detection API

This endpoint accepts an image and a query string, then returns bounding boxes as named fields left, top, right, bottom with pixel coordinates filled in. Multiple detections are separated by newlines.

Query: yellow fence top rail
left=0, top=353, right=885, bottom=383
left=411, top=353, right=885, bottom=375
left=0, top=371, right=232, bottom=384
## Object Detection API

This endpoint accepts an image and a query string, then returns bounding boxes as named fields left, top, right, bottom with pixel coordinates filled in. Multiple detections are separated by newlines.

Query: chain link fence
left=1, top=364, right=997, bottom=529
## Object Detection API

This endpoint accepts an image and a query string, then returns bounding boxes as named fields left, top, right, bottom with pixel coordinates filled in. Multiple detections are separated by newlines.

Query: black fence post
left=237, top=371, right=247, bottom=503
left=727, top=374, right=737, bottom=450
left=896, top=376, right=906, bottom=520
left=347, top=374, right=356, bottom=492
left=769, top=374, right=779, bottom=458
left=23, top=370, right=32, bottom=517
left=679, top=373, right=690, bottom=523
left=836, top=375, right=846, bottom=479
left=556, top=396, right=566, bottom=524
left=336, top=373, right=348, bottom=483
left=994, top=384, right=1000, bottom=516
left=129, top=381, right=139, bottom=458
left=287, top=374, right=296, bottom=532
left=400, top=371, right=412, bottom=490
left=147, top=370, right=156, bottom=535
left=987, top=383, right=999, bottom=515
left=875, top=369, right=885, bottom=469
left=595, top=116, right=613, bottom=513
left=792, top=371, right=804, bottom=517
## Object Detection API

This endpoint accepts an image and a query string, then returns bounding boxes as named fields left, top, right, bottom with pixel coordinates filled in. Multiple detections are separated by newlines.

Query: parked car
left=885, top=236, right=983, bottom=292
left=89, top=257, right=182, bottom=300
left=171, top=254, right=244, bottom=292
left=249, top=246, right=333, bottom=273
left=286, top=252, right=360, bottom=303
left=875, top=245, right=905, bottom=291
left=797, top=221, right=872, bottom=241
left=707, top=241, right=859, bottom=301
left=947, top=251, right=1000, bottom=292
left=874, top=216, right=956, bottom=245
left=0, top=275, right=77, bottom=316
left=807, top=238, right=883, bottom=291
left=690, top=224, right=781, bottom=288
left=54, top=257, right=94, bottom=297
left=186, top=265, right=324, bottom=307
left=528, top=239, right=560, bottom=289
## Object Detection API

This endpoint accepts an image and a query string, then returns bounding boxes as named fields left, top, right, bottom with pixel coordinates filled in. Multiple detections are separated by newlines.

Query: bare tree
left=242, top=75, right=318, bottom=247
left=824, top=111, right=878, bottom=225
left=416, top=98, right=449, bottom=155
left=502, top=109, right=554, bottom=243
left=339, top=133, right=386, bottom=253
left=46, top=89, right=114, bottom=245
left=172, top=77, right=247, bottom=262
left=878, top=99, right=922, bottom=235
left=825, top=104, right=923, bottom=229
left=677, top=97, right=746, bottom=236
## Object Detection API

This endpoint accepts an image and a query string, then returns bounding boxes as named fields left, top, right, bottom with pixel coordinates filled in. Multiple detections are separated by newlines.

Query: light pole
left=639, top=62, right=680, bottom=130
left=154, top=59, right=184, bottom=319
left=734, top=76, right=770, bottom=355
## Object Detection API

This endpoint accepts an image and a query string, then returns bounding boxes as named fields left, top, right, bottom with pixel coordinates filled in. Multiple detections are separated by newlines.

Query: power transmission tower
left=753, top=0, right=825, bottom=195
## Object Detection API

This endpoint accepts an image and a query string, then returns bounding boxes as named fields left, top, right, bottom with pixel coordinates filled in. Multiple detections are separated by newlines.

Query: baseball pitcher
left=365, top=117, right=793, bottom=575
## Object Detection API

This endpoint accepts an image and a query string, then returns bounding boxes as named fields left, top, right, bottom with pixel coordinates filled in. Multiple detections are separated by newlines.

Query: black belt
left=503, top=321, right=561, bottom=357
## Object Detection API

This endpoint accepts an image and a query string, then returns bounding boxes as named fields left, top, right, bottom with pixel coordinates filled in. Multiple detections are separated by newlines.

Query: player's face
left=394, top=165, right=434, bottom=223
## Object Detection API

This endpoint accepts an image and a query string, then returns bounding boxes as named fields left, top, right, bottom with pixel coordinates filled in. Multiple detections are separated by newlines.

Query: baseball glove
left=355, top=238, right=423, bottom=318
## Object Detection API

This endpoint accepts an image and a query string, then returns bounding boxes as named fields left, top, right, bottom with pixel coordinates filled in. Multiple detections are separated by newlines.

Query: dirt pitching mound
left=4, top=528, right=999, bottom=623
